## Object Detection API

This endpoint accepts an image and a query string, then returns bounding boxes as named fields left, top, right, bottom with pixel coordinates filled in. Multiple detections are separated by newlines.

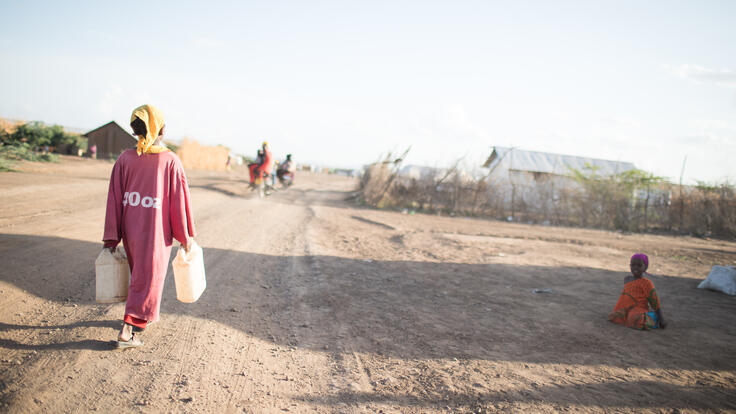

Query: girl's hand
left=655, top=309, right=666, bottom=329
left=103, top=240, right=118, bottom=253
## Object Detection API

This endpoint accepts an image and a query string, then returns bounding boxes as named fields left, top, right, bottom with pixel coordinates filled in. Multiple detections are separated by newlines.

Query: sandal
left=116, top=333, right=143, bottom=349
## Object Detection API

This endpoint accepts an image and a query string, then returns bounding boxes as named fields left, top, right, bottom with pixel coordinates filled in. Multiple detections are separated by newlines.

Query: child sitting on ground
left=608, top=253, right=667, bottom=330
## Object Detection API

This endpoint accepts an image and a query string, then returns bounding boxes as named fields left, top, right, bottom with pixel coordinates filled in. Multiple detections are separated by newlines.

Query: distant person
left=608, top=253, right=667, bottom=330
left=103, top=104, right=196, bottom=348
left=277, top=153, right=295, bottom=186
left=89, top=144, right=97, bottom=159
left=248, top=141, right=273, bottom=186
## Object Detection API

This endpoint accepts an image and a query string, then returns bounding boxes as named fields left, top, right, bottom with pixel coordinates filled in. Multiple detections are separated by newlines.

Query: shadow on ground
left=3, top=233, right=736, bottom=410
left=1, top=233, right=734, bottom=373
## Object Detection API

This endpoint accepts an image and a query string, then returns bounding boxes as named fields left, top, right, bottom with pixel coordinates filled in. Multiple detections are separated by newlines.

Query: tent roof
left=483, top=146, right=636, bottom=176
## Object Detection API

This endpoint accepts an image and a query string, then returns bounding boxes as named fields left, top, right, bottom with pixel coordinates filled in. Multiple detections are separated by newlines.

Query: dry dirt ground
left=1, top=156, right=735, bottom=414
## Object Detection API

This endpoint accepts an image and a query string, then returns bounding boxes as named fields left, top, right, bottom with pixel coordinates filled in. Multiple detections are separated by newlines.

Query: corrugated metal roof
left=483, top=147, right=636, bottom=176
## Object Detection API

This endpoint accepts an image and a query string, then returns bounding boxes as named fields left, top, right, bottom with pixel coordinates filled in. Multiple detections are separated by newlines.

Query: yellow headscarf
left=130, top=104, right=169, bottom=155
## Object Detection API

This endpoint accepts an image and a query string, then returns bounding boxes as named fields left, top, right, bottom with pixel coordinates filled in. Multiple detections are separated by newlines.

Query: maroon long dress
left=103, top=149, right=195, bottom=322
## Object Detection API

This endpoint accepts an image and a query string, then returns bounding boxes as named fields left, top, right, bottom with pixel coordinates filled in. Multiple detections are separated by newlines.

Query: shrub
left=0, top=143, right=59, bottom=163
left=2, top=121, right=86, bottom=154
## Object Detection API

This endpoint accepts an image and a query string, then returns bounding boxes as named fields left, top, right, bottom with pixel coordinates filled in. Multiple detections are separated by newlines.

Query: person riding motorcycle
left=248, top=141, right=273, bottom=187
left=276, top=154, right=295, bottom=187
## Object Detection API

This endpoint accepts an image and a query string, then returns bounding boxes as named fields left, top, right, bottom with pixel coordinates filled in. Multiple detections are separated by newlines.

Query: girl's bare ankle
left=118, top=323, right=133, bottom=341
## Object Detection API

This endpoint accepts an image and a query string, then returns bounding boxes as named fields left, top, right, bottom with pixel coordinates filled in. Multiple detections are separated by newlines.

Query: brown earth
left=1, top=155, right=735, bottom=413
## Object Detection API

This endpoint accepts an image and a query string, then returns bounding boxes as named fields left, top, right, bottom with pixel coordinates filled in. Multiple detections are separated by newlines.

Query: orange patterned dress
left=608, top=277, right=661, bottom=330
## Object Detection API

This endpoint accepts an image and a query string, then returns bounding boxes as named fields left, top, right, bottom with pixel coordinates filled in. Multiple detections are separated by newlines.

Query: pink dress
left=103, top=149, right=196, bottom=322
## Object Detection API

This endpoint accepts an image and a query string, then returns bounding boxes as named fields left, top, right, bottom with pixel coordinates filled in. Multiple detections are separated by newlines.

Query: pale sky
left=1, top=0, right=734, bottom=183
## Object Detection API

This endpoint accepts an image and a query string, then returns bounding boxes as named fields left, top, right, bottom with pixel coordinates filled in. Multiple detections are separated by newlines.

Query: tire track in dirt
left=296, top=202, right=377, bottom=410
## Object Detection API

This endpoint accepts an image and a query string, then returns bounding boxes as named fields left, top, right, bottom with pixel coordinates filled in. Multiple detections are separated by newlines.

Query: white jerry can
left=172, top=240, right=206, bottom=303
left=95, top=246, right=130, bottom=303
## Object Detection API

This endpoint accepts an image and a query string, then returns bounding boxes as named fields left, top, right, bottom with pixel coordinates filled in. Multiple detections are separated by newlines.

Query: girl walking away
left=608, top=253, right=667, bottom=330
left=103, top=104, right=196, bottom=349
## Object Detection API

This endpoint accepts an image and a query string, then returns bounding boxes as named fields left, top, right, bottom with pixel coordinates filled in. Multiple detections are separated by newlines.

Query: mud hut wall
left=86, top=124, right=136, bottom=159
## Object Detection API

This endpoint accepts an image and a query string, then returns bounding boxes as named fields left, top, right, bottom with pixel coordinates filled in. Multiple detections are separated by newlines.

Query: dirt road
left=1, top=156, right=735, bottom=413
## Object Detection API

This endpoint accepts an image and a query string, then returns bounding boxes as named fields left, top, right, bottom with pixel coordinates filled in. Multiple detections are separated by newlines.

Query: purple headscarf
left=631, top=253, right=649, bottom=271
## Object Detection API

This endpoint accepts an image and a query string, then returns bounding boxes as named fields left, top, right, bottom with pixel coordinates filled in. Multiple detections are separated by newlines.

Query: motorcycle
left=277, top=170, right=294, bottom=189
left=277, top=172, right=294, bottom=189
left=252, top=173, right=275, bottom=198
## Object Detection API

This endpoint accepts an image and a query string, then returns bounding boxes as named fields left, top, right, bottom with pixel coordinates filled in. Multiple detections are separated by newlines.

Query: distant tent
left=84, top=121, right=136, bottom=159
left=481, top=146, right=638, bottom=211
left=483, top=146, right=636, bottom=177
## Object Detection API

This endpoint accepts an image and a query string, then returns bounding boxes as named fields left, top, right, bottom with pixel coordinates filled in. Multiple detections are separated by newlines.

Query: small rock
left=180, top=397, right=194, bottom=403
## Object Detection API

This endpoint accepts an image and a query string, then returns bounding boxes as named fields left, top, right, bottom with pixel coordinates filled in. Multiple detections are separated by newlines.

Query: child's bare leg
left=118, top=323, right=133, bottom=341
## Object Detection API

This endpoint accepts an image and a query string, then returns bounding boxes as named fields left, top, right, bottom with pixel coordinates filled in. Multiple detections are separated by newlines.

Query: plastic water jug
left=172, top=240, right=206, bottom=303
left=95, top=246, right=130, bottom=303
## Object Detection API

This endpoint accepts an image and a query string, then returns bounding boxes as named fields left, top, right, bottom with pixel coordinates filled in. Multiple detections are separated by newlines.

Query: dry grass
left=176, top=138, right=230, bottom=171
left=0, top=117, right=24, bottom=134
